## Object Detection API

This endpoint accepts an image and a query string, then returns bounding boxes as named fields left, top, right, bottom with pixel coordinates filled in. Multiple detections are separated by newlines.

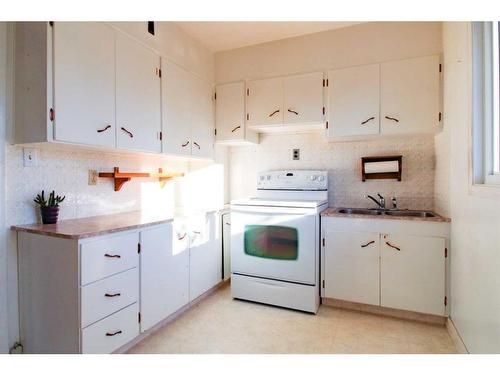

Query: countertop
left=321, top=207, right=451, bottom=223
left=11, top=207, right=227, bottom=240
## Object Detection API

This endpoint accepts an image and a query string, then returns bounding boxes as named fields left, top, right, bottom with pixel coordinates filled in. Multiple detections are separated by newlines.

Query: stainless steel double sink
left=337, top=208, right=436, bottom=218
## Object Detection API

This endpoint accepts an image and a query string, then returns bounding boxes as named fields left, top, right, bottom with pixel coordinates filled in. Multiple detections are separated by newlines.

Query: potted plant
left=34, top=190, right=66, bottom=224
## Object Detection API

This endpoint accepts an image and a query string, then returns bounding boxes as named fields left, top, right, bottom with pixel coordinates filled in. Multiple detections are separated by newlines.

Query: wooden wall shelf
left=361, top=155, right=402, bottom=182
left=98, top=167, right=184, bottom=191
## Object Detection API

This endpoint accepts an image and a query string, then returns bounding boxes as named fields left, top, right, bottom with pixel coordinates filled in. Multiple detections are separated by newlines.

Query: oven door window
left=244, top=225, right=298, bottom=260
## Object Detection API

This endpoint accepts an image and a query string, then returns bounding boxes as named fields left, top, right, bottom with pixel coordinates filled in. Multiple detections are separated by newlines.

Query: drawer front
left=82, top=303, right=139, bottom=354
left=81, top=268, right=139, bottom=328
left=81, top=232, right=139, bottom=285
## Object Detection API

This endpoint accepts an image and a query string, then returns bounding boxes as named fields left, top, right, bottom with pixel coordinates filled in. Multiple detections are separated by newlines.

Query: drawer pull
left=105, top=330, right=122, bottom=337
left=361, top=240, right=375, bottom=248
left=104, top=253, right=121, bottom=259
left=104, top=293, right=121, bottom=298
left=386, top=241, right=401, bottom=251
left=361, top=117, right=375, bottom=125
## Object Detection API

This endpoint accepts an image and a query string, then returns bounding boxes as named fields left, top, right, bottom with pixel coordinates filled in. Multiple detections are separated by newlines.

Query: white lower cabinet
left=140, top=223, right=189, bottom=332
left=323, top=230, right=380, bottom=306
left=380, top=234, right=445, bottom=316
left=322, top=218, right=448, bottom=316
left=189, top=213, right=222, bottom=301
left=17, top=214, right=222, bottom=353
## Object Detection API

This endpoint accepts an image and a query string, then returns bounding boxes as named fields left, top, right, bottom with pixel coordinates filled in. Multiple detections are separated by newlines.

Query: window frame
left=472, top=21, right=500, bottom=187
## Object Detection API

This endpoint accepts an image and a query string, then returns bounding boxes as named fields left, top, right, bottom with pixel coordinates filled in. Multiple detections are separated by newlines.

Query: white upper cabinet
left=283, top=72, right=324, bottom=126
left=215, top=81, right=258, bottom=145
left=191, top=78, right=215, bottom=159
left=53, top=22, right=116, bottom=148
left=380, top=55, right=441, bottom=135
left=115, top=32, right=161, bottom=153
left=247, top=72, right=325, bottom=133
left=380, top=234, right=445, bottom=316
left=246, top=77, right=283, bottom=128
left=162, top=60, right=215, bottom=159
left=327, top=64, right=380, bottom=138
left=162, top=60, right=193, bottom=156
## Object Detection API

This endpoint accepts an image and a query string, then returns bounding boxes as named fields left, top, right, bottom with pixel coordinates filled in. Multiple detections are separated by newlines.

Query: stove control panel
left=257, top=170, right=328, bottom=190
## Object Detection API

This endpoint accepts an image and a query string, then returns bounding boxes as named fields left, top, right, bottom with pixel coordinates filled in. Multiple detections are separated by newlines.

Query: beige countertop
left=11, top=211, right=178, bottom=240
left=321, top=207, right=451, bottom=223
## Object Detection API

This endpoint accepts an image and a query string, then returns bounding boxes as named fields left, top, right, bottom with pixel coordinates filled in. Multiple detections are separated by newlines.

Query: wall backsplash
left=229, top=132, right=436, bottom=211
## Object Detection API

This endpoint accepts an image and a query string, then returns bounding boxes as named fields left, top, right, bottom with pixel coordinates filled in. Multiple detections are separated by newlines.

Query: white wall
left=217, top=22, right=442, bottom=209
left=216, top=22, right=442, bottom=83
left=443, top=22, right=500, bottom=353
left=0, top=22, right=9, bottom=354
left=4, top=22, right=222, bottom=350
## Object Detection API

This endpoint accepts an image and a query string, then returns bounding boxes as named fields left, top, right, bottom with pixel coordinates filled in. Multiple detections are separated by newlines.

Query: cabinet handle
left=361, top=117, right=375, bottom=125
left=104, top=253, right=121, bottom=259
left=193, top=142, right=200, bottom=149
left=181, top=141, right=190, bottom=147
left=105, top=330, right=122, bottom=337
left=360, top=240, right=375, bottom=248
left=231, top=125, right=241, bottom=133
left=104, top=293, right=121, bottom=298
left=385, top=116, right=400, bottom=123
left=287, top=109, right=299, bottom=115
left=268, top=109, right=280, bottom=117
left=97, top=125, right=111, bottom=133
left=121, top=127, right=134, bottom=138
left=193, top=231, right=201, bottom=235
left=385, top=241, right=401, bottom=251
left=178, top=233, right=187, bottom=240
left=225, top=222, right=231, bottom=226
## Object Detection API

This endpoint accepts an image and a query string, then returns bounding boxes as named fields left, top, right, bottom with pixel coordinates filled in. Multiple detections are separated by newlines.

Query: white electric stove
left=230, top=170, right=328, bottom=313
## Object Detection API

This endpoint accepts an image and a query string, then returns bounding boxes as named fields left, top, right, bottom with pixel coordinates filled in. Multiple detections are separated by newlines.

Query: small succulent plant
left=34, top=190, right=65, bottom=207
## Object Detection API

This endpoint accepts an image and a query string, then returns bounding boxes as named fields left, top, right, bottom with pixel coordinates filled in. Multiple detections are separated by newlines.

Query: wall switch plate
left=23, top=148, right=38, bottom=167
left=292, top=149, right=300, bottom=160
left=88, top=169, right=98, bottom=185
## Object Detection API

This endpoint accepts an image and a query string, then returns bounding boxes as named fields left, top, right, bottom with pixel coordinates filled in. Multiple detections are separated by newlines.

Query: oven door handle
left=230, top=205, right=318, bottom=215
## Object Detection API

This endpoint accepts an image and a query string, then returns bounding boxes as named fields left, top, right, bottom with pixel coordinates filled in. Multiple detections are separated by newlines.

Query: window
left=472, top=22, right=500, bottom=186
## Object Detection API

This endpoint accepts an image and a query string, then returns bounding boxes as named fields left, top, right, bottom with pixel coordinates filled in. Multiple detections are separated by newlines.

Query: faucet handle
left=391, top=196, right=397, bottom=209
left=377, top=193, right=384, bottom=199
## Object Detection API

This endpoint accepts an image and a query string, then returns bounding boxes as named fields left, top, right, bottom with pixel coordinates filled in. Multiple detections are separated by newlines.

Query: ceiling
left=175, top=22, right=360, bottom=52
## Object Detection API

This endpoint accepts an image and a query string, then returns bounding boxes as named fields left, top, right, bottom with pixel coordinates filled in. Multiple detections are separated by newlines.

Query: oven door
left=231, top=205, right=317, bottom=285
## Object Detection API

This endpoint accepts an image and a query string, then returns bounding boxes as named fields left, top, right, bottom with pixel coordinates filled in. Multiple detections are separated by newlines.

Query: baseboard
left=116, top=279, right=229, bottom=354
left=322, top=298, right=447, bottom=325
left=446, top=317, right=469, bottom=354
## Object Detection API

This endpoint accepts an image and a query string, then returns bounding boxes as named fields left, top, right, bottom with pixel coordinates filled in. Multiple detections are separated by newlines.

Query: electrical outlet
left=88, top=169, right=98, bottom=185
left=23, top=148, right=38, bottom=167
left=292, top=149, right=300, bottom=160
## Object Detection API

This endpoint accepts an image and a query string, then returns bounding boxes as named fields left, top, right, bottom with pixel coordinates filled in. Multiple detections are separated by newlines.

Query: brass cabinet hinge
left=138, top=312, right=141, bottom=323
left=49, top=108, right=55, bottom=122
left=322, top=107, right=325, bottom=115
left=159, top=68, right=162, bottom=78
left=326, top=121, right=329, bottom=129
left=159, top=131, right=163, bottom=141
left=214, top=128, right=217, bottom=136
left=326, top=79, right=329, bottom=87
left=246, top=113, right=249, bottom=121
left=445, top=248, right=448, bottom=258
left=439, top=63, right=442, bottom=73
left=137, top=243, right=141, bottom=254
left=247, top=88, right=249, bottom=96
left=322, top=79, right=325, bottom=87
left=439, top=112, right=442, bottom=122
left=322, top=238, right=325, bottom=247
left=322, top=280, right=325, bottom=288
left=444, top=296, right=447, bottom=306
left=214, top=92, right=217, bottom=100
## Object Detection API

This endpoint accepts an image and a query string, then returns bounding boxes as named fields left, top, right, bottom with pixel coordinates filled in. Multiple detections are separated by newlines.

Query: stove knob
left=259, top=175, right=265, bottom=181
left=267, top=175, right=272, bottom=180
left=310, top=175, right=317, bottom=181
left=318, top=175, right=325, bottom=182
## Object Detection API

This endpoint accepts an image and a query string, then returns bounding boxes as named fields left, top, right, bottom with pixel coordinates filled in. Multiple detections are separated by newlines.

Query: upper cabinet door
left=327, top=64, right=380, bottom=138
left=115, top=32, right=161, bottom=153
left=215, top=81, right=246, bottom=142
left=191, top=78, right=215, bottom=159
left=162, top=60, right=193, bottom=156
left=283, top=72, right=324, bottom=126
left=380, top=55, right=441, bottom=135
left=53, top=22, right=116, bottom=147
left=246, top=77, right=283, bottom=128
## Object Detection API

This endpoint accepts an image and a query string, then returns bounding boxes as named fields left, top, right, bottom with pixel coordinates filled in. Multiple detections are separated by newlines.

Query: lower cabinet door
left=323, top=230, right=380, bottom=305
left=81, top=303, right=139, bottom=354
left=140, top=223, right=189, bottom=332
left=380, top=234, right=446, bottom=316
left=189, top=213, right=222, bottom=301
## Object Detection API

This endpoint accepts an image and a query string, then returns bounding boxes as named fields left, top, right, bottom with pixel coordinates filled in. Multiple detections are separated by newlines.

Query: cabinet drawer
left=81, top=268, right=139, bottom=328
left=81, top=303, right=139, bottom=354
left=81, top=232, right=139, bottom=285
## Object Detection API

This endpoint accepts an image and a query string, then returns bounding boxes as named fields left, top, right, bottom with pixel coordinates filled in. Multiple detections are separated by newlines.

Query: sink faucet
left=365, top=193, right=385, bottom=209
